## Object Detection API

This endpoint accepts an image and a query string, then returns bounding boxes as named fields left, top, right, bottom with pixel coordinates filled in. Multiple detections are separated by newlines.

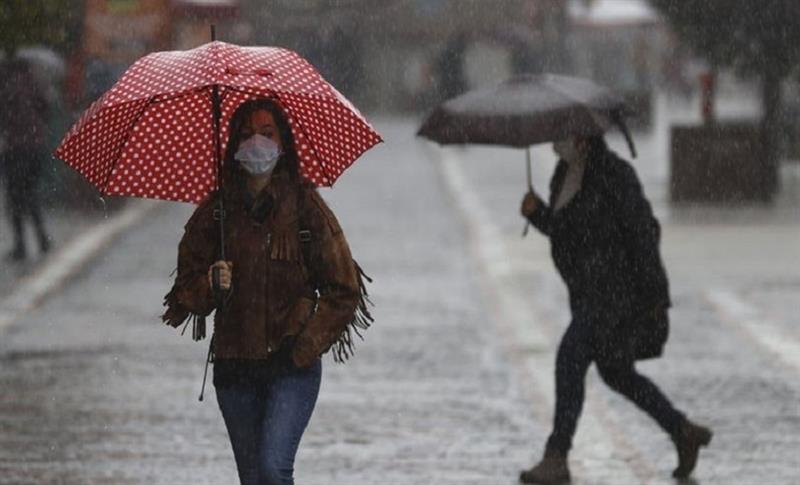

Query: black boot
left=671, top=419, right=713, bottom=478
left=520, top=448, right=570, bottom=484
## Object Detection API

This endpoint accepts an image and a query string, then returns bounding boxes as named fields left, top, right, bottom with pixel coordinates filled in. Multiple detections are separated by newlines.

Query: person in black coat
left=0, top=58, right=51, bottom=261
left=518, top=136, right=712, bottom=483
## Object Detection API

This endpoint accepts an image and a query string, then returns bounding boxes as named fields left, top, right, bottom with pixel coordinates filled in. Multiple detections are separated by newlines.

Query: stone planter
left=670, top=122, right=777, bottom=203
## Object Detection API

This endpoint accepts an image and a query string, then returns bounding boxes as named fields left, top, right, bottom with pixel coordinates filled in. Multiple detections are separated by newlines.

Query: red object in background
left=699, top=71, right=716, bottom=123
left=64, top=51, right=86, bottom=111
left=54, top=41, right=382, bottom=204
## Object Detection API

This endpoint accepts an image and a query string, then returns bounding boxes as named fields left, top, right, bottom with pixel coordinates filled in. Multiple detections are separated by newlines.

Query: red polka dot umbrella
left=54, top=41, right=383, bottom=205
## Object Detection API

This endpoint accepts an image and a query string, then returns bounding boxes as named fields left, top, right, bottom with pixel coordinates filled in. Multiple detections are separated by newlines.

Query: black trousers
left=545, top=314, right=685, bottom=454
left=2, top=146, right=48, bottom=252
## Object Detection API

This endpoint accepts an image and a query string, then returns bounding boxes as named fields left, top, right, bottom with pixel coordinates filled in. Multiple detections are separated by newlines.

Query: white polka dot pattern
left=55, top=41, right=383, bottom=204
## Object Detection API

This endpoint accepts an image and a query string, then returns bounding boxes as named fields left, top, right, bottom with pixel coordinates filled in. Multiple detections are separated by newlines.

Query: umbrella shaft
left=526, top=147, right=532, bottom=190
left=211, top=84, right=225, bottom=260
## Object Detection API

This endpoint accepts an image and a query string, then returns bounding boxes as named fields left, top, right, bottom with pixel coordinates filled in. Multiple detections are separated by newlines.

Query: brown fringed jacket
left=162, top=171, right=371, bottom=368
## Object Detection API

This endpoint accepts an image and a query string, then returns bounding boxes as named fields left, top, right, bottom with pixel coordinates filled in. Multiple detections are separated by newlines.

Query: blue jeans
left=215, top=359, right=322, bottom=485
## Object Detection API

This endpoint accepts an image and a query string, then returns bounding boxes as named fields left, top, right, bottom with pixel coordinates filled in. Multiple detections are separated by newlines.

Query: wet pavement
left=1, top=93, right=799, bottom=484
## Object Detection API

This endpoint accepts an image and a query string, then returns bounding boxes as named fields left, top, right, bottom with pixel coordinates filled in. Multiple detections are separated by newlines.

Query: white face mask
left=234, top=134, right=282, bottom=176
left=553, top=138, right=582, bottom=164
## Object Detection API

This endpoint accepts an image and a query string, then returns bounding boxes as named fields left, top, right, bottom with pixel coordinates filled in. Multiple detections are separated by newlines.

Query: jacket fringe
left=270, top=226, right=302, bottom=262
left=162, top=286, right=207, bottom=342
left=331, top=262, right=374, bottom=363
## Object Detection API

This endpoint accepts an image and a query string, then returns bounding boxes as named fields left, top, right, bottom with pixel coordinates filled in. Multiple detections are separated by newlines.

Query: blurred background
left=2, top=0, right=799, bottom=209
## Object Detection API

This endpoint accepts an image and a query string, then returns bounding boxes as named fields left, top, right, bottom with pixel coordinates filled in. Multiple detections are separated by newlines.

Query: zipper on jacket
left=264, top=231, right=272, bottom=354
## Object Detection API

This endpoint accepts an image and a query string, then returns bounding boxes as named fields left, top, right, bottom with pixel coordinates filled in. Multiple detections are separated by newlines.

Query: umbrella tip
left=611, top=110, right=637, bottom=159
left=210, top=24, right=216, bottom=41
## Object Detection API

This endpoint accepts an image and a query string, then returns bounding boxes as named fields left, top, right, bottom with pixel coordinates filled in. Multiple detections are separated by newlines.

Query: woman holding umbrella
left=518, top=135, right=712, bottom=483
left=162, top=98, right=370, bottom=485
left=55, top=37, right=381, bottom=485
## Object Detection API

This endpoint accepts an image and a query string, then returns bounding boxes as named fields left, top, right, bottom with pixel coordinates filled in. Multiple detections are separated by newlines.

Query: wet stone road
left=1, top=116, right=799, bottom=484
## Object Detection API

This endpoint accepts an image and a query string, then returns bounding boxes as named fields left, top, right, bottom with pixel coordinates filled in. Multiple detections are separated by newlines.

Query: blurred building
left=568, top=0, right=663, bottom=91
left=64, top=1, right=670, bottom=116
left=567, top=0, right=669, bottom=129
left=67, top=0, right=241, bottom=109
left=239, top=0, right=571, bottom=113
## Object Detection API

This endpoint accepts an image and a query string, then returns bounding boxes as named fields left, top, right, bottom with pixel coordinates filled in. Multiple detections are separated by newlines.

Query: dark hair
left=222, top=98, right=300, bottom=186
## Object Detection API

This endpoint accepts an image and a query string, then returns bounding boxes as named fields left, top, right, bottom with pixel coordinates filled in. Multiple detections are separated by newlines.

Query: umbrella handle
left=212, top=267, right=226, bottom=307
left=212, top=266, right=221, bottom=290
left=522, top=147, right=532, bottom=237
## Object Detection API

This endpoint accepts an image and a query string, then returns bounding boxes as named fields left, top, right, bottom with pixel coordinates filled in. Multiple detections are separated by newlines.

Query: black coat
left=527, top=147, right=670, bottom=360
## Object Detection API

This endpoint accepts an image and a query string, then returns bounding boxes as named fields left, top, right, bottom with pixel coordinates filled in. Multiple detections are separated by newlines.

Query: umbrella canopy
left=417, top=73, right=634, bottom=154
left=55, top=41, right=382, bottom=204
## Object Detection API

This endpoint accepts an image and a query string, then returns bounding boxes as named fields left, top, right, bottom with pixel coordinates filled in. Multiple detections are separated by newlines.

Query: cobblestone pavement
left=1, top=97, right=799, bottom=484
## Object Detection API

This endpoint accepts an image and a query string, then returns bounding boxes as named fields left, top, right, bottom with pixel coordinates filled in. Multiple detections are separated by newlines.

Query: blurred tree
left=0, top=0, right=82, bottom=57
left=651, top=0, right=800, bottom=195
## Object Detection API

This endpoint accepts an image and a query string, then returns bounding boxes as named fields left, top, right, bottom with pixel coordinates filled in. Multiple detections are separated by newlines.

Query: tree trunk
left=761, top=67, right=782, bottom=200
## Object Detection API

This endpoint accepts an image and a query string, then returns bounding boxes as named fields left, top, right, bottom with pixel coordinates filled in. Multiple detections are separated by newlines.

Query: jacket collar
left=233, top=171, right=303, bottom=225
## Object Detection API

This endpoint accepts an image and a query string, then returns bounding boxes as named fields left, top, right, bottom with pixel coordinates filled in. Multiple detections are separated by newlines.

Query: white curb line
left=706, top=288, right=800, bottom=374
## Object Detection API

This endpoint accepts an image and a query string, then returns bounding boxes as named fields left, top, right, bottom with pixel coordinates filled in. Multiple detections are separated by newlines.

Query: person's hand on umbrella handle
left=520, top=190, right=539, bottom=238
left=208, top=261, right=233, bottom=292
left=520, top=191, right=539, bottom=219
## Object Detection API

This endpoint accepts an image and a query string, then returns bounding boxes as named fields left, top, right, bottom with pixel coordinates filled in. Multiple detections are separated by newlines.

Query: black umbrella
left=418, top=73, right=636, bottom=235
left=418, top=73, right=636, bottom=182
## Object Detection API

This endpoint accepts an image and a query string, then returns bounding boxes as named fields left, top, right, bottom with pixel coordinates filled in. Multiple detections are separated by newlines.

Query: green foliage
left=650, top=0, right=800, bottom=77
left=0, top=0, right=82, bottom=56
